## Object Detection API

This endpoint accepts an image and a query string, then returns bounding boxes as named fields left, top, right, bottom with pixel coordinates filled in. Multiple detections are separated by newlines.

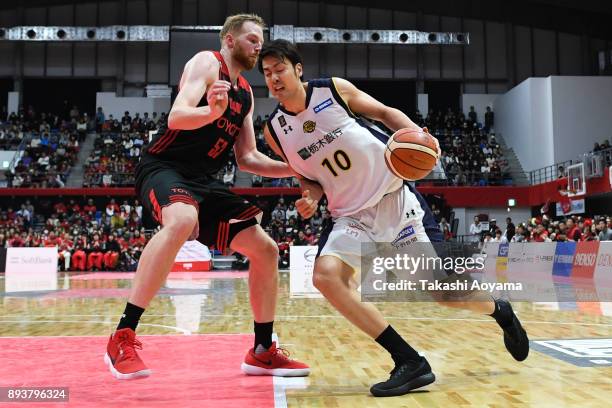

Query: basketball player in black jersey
left=105, top=14, right=309, bottom=380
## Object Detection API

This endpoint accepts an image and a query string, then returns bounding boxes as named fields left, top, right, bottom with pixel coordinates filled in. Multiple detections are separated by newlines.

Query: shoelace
left=272, top=346, right=292, bottom=361
left=117, top=336, right=143, bottom=361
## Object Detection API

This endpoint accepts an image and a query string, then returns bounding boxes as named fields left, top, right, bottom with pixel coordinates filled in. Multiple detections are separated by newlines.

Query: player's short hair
left=257, top=39, right=303, bottom=78
left=219, top=13, right=265, bottom=44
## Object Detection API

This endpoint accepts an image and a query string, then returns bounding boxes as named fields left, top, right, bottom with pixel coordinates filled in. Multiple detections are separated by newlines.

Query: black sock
left=375, top=325, right=421, bottom=366
left=254, top=321, right=274, bottom=351
left=490, top=298, right=514, bottom=328
left=116, top=302, right=145, bottom=331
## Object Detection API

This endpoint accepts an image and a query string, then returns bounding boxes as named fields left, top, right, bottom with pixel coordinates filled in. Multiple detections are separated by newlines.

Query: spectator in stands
left=557, top=165, right=566, bottom=179
left=285, top=202, right=298, bottom=221
left=566, top=218, right=581, bottom=241
left=430, top=204, right=441, bottom=222
left=469, top=216, right=483, bottom=243
left=271, top=203, right=285, bottom=221
left=468, top=106, right=477, bottom=124
left=489, top=218, right=500, bottom=235
left=504, top=217, right=515, bottom=242
left=439, top=217, right=450, bottom=234
left=491, top=229, right=507, bottom=243
left=104, top=233, right=121, bottom=269
left=484, top=106, right=494, bottom=132
left=531, top=223, right=549, bottom=242
left=597, top=219, right=612, bottom=241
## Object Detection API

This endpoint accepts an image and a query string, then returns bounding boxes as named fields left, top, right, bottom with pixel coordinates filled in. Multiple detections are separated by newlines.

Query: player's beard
left=233, top=42, right=257, bottom=71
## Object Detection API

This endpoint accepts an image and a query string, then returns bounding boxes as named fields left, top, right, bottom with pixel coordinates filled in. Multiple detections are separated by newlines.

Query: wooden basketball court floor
left=1, top=270, right=611, bottom=407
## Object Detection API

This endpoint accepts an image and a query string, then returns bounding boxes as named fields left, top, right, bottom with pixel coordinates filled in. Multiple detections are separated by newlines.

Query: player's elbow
left=167, top=111, right=180, bottom=130
left=235, top=153, right=252, bottom=172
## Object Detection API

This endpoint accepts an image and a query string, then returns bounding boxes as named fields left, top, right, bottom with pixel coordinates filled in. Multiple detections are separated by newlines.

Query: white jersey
left=268, top=78, right=402, bottom=218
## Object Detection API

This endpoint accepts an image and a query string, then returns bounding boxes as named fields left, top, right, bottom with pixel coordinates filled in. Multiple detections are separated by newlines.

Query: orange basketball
left=384, top=129, right=439, bottom=180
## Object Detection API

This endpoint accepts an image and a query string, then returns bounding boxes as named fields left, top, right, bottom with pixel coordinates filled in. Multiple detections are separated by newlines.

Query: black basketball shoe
left=494, top=299, right=529, bottom=361
left=370, top=357, right=435, bottom=397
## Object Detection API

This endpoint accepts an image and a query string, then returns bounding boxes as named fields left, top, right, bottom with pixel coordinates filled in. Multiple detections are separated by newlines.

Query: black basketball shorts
left=136, top=157, right=261, bottom=252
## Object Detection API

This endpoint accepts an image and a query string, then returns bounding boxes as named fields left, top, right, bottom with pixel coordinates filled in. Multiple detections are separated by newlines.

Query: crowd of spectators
left=1, top=107, right=83, bottom=188
left=469, top=214, right=612, bottom=244
left=414, top=106, right=512, bottom=186
left=83, top=110, right=162, bottom=187
left=262, top=196, right=331, bottom=267
left=0, top=198, right=149, bottom=271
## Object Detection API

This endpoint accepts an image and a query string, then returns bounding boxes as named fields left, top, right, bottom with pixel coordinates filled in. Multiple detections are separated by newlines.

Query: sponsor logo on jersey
left=296, top=128, right=343, bottom=160
left=215, top=117, right=240, bottom=137
left=283, top=125, right=293, bottom=135
left=391, top=225, right=416, bottom=247
left=313, top=98, right=333, bottom=113
left=278, top=115, right=287, bottom=127
left=303, top=120, right=316, bottom=133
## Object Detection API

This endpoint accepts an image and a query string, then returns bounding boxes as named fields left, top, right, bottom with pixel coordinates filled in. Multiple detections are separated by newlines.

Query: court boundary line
left=2, top=315, right=612, bottom=327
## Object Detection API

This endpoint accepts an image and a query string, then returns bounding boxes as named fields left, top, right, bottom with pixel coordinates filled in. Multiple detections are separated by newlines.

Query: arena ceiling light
left=0, top=25, right=469, bottom=45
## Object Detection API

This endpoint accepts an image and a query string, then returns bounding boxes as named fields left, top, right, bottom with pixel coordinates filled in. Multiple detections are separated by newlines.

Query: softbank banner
left=356, top=241, right=612, bottom=303
left=5, top=247, right=58, bottom=292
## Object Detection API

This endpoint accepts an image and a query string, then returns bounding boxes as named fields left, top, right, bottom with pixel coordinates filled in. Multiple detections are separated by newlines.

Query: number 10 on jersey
left=321, top=150, right=351, bottom=177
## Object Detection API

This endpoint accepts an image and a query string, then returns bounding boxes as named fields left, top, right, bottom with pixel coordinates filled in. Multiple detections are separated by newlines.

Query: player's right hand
left=296, top=190, right=318, bottom=219
left=206, top=80, right=231, bottom=120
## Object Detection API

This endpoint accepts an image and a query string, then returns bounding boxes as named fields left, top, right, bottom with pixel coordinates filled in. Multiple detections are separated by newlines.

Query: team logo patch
left=313, top=98, right=333, bottom=113
left=278, top=115, right=287, bottom=127
left=303, top=120, right=316, bottom=133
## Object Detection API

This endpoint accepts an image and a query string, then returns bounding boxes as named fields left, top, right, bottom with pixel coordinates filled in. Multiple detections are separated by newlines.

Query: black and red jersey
left=144, top=51, right=252, bottom=175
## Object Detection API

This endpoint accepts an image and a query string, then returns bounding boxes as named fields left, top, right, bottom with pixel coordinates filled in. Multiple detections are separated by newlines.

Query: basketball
left=384, top=128, right=439, bottom=180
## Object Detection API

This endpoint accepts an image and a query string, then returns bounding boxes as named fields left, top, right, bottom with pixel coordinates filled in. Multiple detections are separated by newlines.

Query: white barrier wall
left=417, top=94, right=428, bottom=116
left=495, top=76, right=612, bottom=171
left=494, top=77, right=555, bottom=172
left=7, top=92, right=20, bottom=116
left=96, top=92, right=171, bottom=120
left=550, top=76, right=612, bottom=163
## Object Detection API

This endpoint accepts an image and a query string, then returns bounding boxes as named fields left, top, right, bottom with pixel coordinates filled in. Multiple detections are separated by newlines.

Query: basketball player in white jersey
left=257, top=40, right=529, bottom=397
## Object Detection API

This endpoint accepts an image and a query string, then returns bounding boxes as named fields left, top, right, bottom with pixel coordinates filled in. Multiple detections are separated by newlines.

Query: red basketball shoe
left=241, top=342, right=310, bottom=377
left=104, top=328, right=151, bottom=380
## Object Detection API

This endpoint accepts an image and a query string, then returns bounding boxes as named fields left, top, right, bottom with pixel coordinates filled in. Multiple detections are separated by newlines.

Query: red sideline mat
left=0, top=334, right=274, bottom=407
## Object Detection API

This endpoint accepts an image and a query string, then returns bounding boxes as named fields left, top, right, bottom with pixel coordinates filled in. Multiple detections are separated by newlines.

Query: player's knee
left=312, top=266, right=339, bottom=292
left=248, top=234, right=278, bottom=261
left=163, top=204, right=198, bottom=238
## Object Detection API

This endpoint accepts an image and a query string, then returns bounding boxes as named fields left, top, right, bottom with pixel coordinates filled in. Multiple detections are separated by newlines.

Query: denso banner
left=572, top=241, right=600, bottom=279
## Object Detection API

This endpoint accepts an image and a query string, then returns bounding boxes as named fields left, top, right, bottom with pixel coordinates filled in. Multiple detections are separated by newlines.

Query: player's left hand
left=296, top=190, right=318, bottom=219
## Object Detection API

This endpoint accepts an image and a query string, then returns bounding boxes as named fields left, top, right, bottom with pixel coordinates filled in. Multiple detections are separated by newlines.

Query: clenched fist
left=296, top=190, right=318, bottom=219
left=206, top=80, right=230, bottom=120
